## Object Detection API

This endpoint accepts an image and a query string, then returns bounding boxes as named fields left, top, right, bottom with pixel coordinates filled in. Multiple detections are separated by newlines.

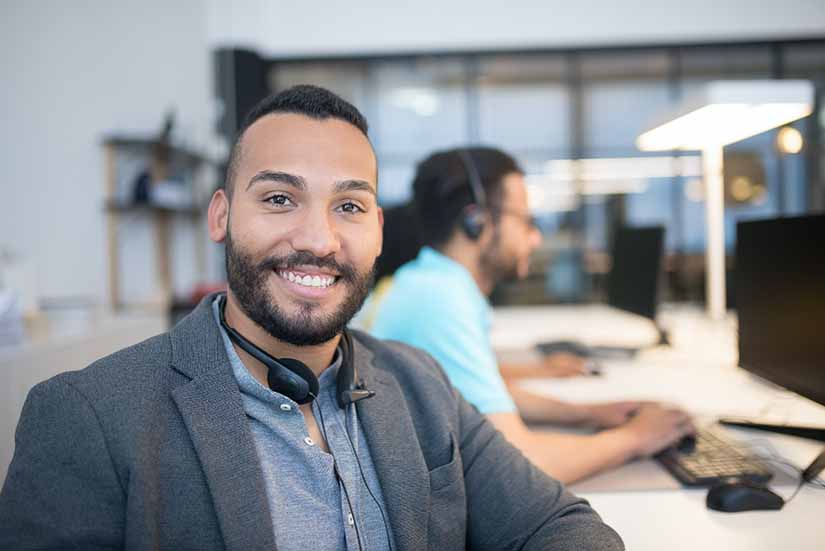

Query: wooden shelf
left=101, top=135, right=210, bottom=165
left=103, top=137, right=214, bottom=312
left=104, top=199, right=204, bottom=217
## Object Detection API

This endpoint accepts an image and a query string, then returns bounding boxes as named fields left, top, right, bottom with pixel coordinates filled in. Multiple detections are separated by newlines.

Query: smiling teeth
left=280, top=271, right=336, bottom=288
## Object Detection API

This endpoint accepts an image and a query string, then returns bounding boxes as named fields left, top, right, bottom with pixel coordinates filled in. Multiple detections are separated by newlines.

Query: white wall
left=208, top=0, right=825, bottom=57
left=1, top=0, right=216, bottom=305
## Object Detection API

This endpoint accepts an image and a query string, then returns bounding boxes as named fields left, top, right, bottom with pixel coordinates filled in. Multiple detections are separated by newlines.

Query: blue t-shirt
left=369, top=247, right=516, bottom=414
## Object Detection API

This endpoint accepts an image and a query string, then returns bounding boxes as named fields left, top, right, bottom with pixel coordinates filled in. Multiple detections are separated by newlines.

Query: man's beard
left=479, top=228, right=520, bottom=285
left=224, top=229, right=375, bottom=346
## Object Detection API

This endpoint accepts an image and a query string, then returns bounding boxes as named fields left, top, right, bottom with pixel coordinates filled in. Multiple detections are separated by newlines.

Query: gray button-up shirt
left=212, top=299, right=393, bottom=551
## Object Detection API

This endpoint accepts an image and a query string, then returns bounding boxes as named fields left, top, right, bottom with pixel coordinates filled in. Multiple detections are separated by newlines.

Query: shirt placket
left=317, top=390, right=362, bottom=550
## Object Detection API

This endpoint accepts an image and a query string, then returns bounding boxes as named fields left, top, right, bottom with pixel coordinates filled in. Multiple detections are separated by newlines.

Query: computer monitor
left=725, top=214, right=825, bottom=442
left=607, top=225, right=665, bottom=321
left=536, top=225, right=666, bottom=359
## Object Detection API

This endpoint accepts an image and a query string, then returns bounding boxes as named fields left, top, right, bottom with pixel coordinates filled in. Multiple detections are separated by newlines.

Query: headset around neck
left=217, top=294, right=374, bottom=408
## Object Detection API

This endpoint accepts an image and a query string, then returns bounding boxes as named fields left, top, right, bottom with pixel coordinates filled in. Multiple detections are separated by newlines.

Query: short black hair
left=374, top=202, right=423, bottom=283
left=223, top=84, right=370, bottom=198
left=411, top=147, right=523, bottom=249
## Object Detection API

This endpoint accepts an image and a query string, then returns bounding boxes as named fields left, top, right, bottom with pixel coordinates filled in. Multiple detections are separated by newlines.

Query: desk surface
left=492, top=303, right=825, bottom=551
left=0, top=311, right=167, bottom=483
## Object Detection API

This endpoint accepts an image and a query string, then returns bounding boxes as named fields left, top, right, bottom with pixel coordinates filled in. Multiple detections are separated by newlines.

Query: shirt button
left=280, top=404, right=292, bottom=412
left=304, top=437, right=315, bottom=446
left=347, top=513, right=355, bottom=526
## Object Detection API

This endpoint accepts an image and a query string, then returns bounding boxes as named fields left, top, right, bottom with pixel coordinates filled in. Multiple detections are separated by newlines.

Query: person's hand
left=618, top=403, right=695, bottom=458
left=584, top=401, right=643, bottom=428
left=539, top=352, right=589, bottom=378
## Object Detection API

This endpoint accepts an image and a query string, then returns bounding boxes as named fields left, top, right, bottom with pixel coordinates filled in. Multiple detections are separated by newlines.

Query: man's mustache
left=258, top=251, right=359, bottom=282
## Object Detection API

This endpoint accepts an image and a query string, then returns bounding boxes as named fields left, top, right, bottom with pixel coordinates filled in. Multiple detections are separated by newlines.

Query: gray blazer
left=0, top=294, right=623, bottom=551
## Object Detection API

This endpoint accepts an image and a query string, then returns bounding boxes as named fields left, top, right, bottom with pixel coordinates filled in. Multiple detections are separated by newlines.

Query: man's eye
left=338, top=202, right=365, bottom=214
left=264, top=194, right=293, bottom=207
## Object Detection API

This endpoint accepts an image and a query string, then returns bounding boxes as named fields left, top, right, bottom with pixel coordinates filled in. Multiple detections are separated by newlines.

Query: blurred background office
left=2, top=1, right=824, bottom=318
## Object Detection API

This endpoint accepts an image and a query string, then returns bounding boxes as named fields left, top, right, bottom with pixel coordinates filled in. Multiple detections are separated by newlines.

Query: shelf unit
left=102, top=136, right=214, bottom=311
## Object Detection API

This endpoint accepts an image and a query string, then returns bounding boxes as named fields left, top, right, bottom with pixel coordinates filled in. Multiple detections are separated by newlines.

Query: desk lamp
left=636, top=80, right=813, bottom=320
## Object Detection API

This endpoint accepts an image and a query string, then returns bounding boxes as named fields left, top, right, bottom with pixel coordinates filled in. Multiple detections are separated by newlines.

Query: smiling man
left=0, top=86, right=623, bottom=551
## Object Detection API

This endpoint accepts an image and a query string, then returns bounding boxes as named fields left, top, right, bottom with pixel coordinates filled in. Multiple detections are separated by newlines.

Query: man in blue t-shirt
left=370, top=147, right=694, bottom=484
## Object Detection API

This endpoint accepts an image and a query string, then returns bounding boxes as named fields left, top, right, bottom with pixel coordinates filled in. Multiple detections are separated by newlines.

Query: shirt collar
left=415, top=246, right=491, bottom=312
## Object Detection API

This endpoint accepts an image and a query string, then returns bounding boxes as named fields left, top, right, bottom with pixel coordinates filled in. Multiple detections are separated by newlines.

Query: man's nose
left=290, top=208, right=342, bottom=258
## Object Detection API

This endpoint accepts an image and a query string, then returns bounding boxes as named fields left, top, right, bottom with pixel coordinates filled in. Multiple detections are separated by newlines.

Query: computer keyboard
left=655, top=428, right=774, bottom=487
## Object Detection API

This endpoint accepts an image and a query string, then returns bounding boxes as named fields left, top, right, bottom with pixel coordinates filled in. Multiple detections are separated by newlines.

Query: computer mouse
left=583, top=360, right=603, bottom=376
left=676, top=434, right=697, bottom=454
left=706, top=480, right=784, bottom=512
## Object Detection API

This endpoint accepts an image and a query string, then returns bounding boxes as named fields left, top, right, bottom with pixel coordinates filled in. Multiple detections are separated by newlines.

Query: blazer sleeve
left=0, top=376, right=126, bottom=550
left=456, top=387, right=624, bottom=551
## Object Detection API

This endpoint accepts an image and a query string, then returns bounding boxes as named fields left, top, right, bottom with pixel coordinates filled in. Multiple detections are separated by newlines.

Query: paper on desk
left=491, top=304, right=660, bottom=351
left=520, top=363, right=825, bottom=423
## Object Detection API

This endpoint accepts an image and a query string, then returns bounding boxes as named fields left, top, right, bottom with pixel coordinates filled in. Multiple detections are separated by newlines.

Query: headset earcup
left=461, top=205, right=485, bottom=240
left=268, top=357, right=319, bottom=404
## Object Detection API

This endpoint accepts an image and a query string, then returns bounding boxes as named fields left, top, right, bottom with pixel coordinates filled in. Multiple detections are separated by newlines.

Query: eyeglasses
left=494, top=207, right=540, bottom=230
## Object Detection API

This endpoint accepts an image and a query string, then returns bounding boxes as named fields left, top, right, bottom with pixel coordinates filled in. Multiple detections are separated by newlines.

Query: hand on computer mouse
left=676, top=433, right=697, bottom=453
left=618, top=404, right=695, bottom=458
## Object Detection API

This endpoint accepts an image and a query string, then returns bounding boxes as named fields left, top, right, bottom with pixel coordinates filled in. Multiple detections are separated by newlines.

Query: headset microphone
left=334, top=324, right=376, bottom=408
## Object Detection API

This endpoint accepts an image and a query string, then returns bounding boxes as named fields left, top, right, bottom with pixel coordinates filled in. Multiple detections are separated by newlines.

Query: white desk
left=492, top=304, right=825, bottom=551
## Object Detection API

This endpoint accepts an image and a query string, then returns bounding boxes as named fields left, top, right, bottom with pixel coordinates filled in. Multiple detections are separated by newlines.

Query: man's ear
left=476, top=211, right=496, bottom=246
left=208, top=189, right=229, bottom=243
left=376, top=206, right=384, bottom=257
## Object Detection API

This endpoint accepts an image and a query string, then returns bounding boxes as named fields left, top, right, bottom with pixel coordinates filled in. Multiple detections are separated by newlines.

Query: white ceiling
left=207, top=0, right=825, bottom=58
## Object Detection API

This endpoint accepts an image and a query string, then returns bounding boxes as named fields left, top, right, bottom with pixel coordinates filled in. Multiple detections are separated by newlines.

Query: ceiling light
left=637, top=81, right=813, bottom=151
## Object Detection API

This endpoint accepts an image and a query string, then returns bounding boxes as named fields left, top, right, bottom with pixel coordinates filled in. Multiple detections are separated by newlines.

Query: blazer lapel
left=169, top=295, right=276, bottom=551
left=354, top=339, right=430, bottom=551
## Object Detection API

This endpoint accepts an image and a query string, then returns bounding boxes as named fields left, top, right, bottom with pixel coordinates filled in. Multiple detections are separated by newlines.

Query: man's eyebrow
left=246, top=170, right=306, bottom=191
left=334, top=179, right=377, bottom=197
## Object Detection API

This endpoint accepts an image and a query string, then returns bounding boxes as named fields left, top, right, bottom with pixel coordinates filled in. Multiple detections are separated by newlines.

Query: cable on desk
left=741, top=439, right=825, bottom=499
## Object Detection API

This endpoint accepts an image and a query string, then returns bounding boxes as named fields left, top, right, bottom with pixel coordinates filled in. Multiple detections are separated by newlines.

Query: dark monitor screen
left=736, top=214, right=825, bottom=408
left=607, top=226, right=664, bottom=321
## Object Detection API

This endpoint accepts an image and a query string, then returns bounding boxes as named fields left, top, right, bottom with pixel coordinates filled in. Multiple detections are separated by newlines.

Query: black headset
left=456, top=149, right=488, bottom=240
left=217, top=294, right=374, bottom=408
